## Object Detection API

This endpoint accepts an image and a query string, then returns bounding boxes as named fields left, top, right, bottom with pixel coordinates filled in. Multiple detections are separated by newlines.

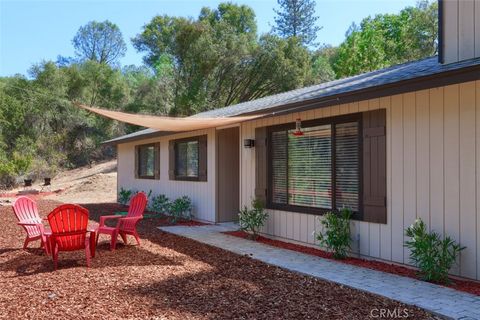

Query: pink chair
left=96, top=192, right=147, bottom=250
left=12, top=196, right=49, bottom=254
left=47, top=204, right=93, bottom=270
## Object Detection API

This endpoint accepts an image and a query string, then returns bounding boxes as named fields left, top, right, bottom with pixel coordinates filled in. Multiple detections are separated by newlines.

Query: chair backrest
left=126, top=192, right=147, bottom=218
left=47, top=204, right=89, bottom=251
left=12, top=196, right=42, bottom=236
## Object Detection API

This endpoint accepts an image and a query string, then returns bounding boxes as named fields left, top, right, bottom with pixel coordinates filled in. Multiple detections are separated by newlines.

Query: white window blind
left=335, top=122, right=360, bottom=211
left=287, top=125, right=332, bottom=209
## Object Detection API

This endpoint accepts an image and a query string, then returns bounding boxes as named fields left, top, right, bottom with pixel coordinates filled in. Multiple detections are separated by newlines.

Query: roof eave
left=106, top=62, right=480, bottom=145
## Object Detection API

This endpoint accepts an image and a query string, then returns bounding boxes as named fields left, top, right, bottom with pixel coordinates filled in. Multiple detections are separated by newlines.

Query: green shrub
left=316, top=208, right=352, bottom=259
left=170, top=196, right=193, bottom=223
left=149, top=194, right=171, bottom=214
left=0, top=151, right=34, bottom=188
left=238, top=198, right=268, bottom=240
left=0, top=160, right=16, bottom=189
left=118, top=187, right=134, bottom=205
left=405, top=218, right=465, bottom=284
left=11, top=151, right=32, bottom=177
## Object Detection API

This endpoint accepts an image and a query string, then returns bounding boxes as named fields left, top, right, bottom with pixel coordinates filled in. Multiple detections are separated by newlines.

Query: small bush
left=170, top=196, right=193, bottom=223
left=0, top=160, right=16, bottom=189
left=238, top=199, right=268, bottom=240
left=149, top=194, right=171, bottom=214
left=405, top=218, right=465, bottom=284
left=316, top=208, right=352, bottom=259
left=118, top=187, right=134, bottom=205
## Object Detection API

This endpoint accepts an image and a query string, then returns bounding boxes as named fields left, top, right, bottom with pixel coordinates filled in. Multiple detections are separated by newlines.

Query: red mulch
left=0, top=201, right=438, bottom=319
left=224, top=230, right=480, bottom=296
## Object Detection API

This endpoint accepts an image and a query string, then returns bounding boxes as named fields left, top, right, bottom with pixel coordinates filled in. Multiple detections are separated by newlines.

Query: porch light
left=292, top=118, right=304, bottom=136
left=244, top=139, right=255, bottom=148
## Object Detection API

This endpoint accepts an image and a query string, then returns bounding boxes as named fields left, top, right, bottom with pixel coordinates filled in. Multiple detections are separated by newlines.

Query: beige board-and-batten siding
left=240, top=80, right=480, bottom=280
left=117, top=128, right=217, bottom=222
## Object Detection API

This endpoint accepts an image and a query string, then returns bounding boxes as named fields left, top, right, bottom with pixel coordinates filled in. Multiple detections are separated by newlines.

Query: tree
left=333, top=0, right=438, bottom=78
left=133, top=3, right=318, bottom=116
left=273, top=0, right=321, bottom=46
left=73, top=20, right=127, bottom=65
left=311, top=45, right=337, bottom=83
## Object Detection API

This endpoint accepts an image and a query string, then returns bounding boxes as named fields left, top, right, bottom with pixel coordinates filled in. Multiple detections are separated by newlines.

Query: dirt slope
left=43, top=160, right=117, bottom=204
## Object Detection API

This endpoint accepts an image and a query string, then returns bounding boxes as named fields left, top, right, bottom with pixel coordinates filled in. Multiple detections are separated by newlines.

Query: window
left=169, top=135, right=207, bottom=181
left=135, top=143, right=159, bottom=179
left=176, top=140, right=199, bottom=178
left=268, top=116, right=361, bottom=214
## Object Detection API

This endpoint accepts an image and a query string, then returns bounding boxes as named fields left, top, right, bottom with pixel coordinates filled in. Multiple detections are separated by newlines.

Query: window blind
left=271, top=131, right=288, bottom=204
left=288, top=125, right=332, bottom=208
left=270, top=119, right=359, bottom=213
left=335, top=122, right=360, bottom=211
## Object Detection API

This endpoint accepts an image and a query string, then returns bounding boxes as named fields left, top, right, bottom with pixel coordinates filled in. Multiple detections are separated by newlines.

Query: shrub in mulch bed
left=85, top=202, right=209, bottom=227
left=224, top=230, right=480, bottom=296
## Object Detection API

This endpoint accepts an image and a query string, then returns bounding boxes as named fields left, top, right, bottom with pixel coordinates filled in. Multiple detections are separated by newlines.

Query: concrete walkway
left=159, top=223, right=480, bottom=320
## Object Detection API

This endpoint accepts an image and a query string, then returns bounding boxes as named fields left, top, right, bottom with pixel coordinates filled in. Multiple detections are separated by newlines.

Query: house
left=105, top=0, right=480, bottom=280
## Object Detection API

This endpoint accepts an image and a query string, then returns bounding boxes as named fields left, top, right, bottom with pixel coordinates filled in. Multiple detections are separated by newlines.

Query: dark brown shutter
left=198, top=135, right=208, bottom=181
left=362, top=109, right=387, bottom=224
left=255, top=127, right=268, bottom=206
left=154, top=142, right=160, bottom=180
left=134, top=145, right=140, bottom=179
left=168, top=140, right=175, bottom=180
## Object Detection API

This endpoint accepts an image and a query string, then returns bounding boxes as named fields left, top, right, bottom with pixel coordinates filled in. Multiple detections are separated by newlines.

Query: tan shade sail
left=76, top=103, right=263, bottom=132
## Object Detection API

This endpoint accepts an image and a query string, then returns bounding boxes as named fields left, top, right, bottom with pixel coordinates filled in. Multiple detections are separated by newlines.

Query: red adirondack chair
left=96, top=192, right=147, bottom=250
left=47, top=204, right=93, bottom=270
left=12, top=196, right=49, bottom=254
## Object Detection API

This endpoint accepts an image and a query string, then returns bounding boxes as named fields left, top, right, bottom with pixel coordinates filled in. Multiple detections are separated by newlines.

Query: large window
left=269, top=116, right=361, bottom=213
left=136, top=143, right=159, bottom=179
left=169, top=135, right=207, bottom=181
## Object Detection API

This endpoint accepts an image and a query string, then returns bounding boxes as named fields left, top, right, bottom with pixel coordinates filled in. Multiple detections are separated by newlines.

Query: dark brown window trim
left=170, top=135, right=207, bottom=182
left=438, top=0, right=444, bottom=63
left=266, top=113, right=364, bottom=220
left=135, top=143, right=160, bottom=180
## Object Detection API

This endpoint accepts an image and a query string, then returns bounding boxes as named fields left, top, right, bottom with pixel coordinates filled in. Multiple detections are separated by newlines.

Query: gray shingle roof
left=106, top=56, right=480, bottom=145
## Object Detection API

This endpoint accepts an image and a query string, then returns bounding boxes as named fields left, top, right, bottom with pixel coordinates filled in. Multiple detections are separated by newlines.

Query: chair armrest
left=99, top=214, right=122, bottom=227
left=119, top=216, right=143, bottom=222
left=118, top=216, right=143, bottom=228
left=18, top=222, right=42, bottom=226
left=18, top=222, right=46, bottom=234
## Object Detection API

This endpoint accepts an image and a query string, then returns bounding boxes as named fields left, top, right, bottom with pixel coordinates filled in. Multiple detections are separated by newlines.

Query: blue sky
left=0, top=0, right=417, bottom=77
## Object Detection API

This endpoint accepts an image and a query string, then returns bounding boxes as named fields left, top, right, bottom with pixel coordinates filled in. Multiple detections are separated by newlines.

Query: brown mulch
left=0, top=201, right=439, bottom=320
left=224, top=230, right=480, bottom=296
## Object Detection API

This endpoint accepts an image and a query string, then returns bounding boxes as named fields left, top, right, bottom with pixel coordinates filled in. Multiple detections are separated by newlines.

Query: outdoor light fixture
left=292, top=118, right=304, bottom=136
left=244, top=139, right=255, bottom=148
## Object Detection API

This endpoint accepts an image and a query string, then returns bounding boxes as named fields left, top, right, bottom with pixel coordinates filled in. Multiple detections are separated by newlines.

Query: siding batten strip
left=476, top=80, right=480, bottom=279
left=380, top=96, right=392, bottom=261
left=444, top=84, right=461, bottom=276
left=391, top=94, right=404, bottom=263
left=403, top=92, right=416, bottom=263
left=459, top=82, right=477, bottom=279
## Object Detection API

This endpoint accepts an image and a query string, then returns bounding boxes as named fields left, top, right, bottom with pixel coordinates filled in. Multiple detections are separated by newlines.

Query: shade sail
left=76, top=103, right=263, bottom=132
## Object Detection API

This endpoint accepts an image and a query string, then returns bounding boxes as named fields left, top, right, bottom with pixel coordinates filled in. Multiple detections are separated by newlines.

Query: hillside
left=44, top=160, right=117, bottom=203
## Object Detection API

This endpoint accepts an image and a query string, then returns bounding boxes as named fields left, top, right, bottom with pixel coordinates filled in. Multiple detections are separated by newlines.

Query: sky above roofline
left=0, top=0, right=417, bottom=77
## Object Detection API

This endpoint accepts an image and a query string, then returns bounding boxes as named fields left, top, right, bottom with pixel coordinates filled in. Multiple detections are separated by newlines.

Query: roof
left=106, top=56, right=480, bottom=145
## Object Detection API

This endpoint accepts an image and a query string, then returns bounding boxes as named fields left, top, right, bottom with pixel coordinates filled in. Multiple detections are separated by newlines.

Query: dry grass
left=0, top=200, right=438, bottom=319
